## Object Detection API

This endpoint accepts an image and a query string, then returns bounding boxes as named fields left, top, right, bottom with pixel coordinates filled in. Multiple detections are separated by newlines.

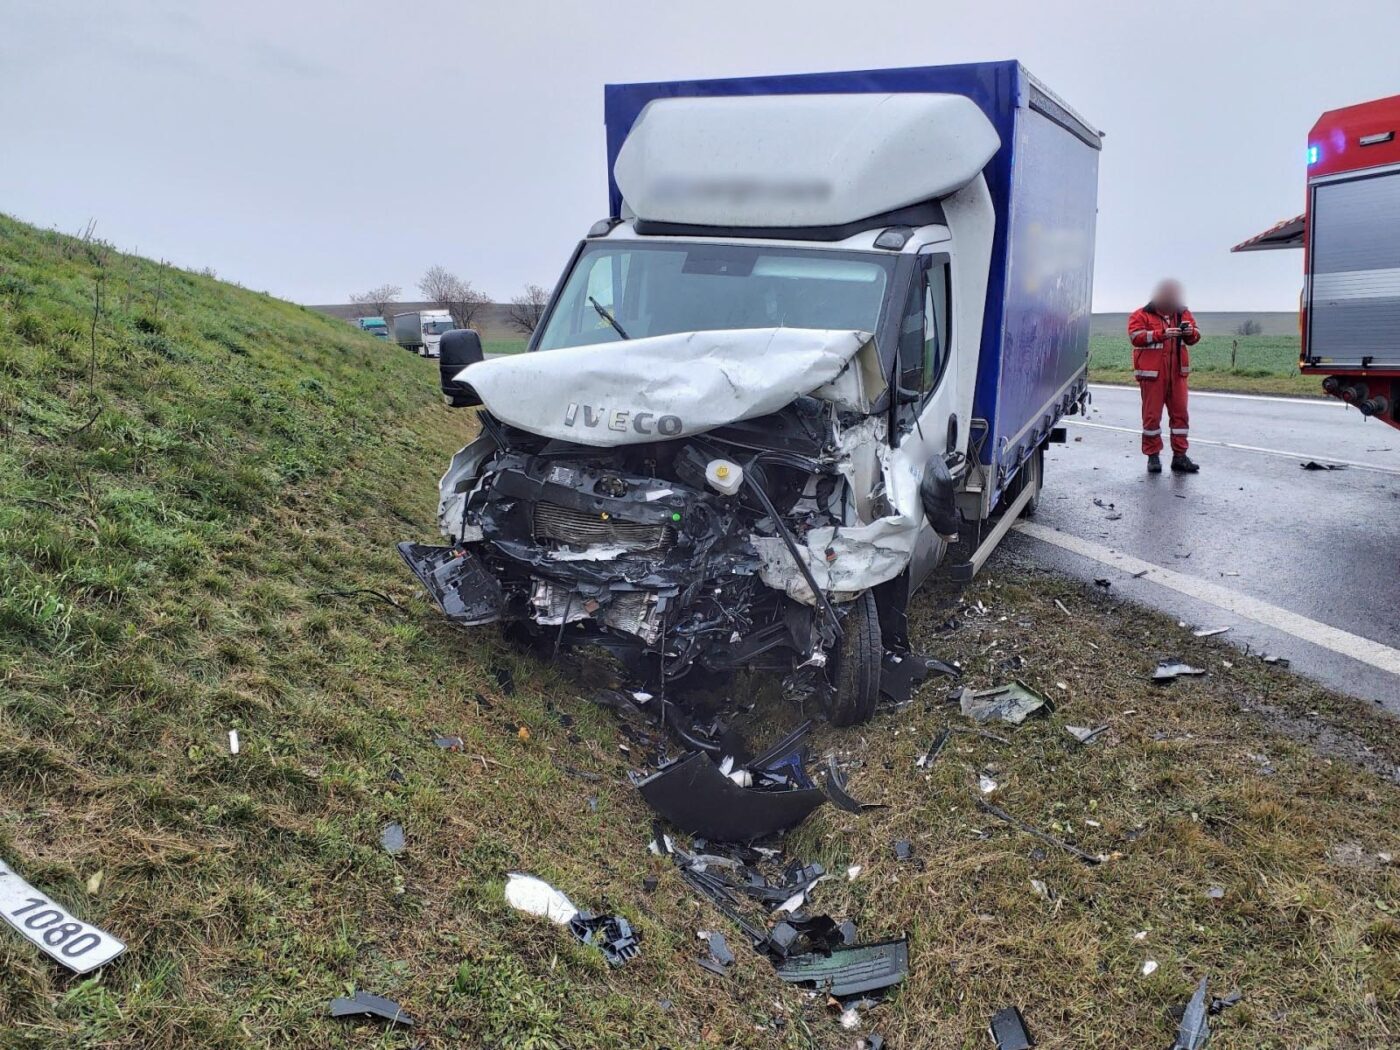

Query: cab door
left=891, top=253, right=960, bottom=590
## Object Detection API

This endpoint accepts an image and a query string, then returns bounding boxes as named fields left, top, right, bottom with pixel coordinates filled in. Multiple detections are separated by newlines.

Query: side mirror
left=919, top=455, right=960, bottom=542
left=439, top=329, right=484, bottom=408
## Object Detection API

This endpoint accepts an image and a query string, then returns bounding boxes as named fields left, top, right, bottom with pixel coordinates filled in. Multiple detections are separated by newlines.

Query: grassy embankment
left=1089, top=332, right=1318, bottom=397
left=1, top=212, right=1397, bottom=1047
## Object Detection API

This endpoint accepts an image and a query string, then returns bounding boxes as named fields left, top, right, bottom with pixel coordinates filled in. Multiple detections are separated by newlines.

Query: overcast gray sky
left=2, top=0, right=1396, bottom=310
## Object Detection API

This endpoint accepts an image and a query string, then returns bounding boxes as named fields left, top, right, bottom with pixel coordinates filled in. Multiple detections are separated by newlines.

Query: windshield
left=536, top=241, right=893, bottom=352
left=422, top=320, right=455, bottom=335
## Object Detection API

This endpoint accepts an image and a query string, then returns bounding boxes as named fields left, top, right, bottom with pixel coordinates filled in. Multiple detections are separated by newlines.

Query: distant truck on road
left=404, top=62, right=1101, bottom=726
left=1234, top=92, right=1400, bottom=431
left=392, top=309, right=455, bottom=357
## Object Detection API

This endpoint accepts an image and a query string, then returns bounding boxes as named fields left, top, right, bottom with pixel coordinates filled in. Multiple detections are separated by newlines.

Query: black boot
left=1147, top=454, right=1162, bottom=474
left=1171, top=453, right=1199, bottom=473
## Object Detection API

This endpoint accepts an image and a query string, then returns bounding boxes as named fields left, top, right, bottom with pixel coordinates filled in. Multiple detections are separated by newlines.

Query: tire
left=823, top=589, right=882, bottom=726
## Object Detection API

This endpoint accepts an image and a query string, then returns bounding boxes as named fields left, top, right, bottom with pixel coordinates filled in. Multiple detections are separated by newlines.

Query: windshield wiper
left=588, top=296, right=630, bottom=340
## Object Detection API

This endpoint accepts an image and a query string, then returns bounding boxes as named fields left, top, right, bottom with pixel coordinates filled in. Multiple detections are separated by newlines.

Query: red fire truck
left=1234, top=93, right=1400, bottom=430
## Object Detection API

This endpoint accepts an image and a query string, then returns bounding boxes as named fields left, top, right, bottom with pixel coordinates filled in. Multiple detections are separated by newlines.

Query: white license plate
left=0, top=858, right=126, bottom=974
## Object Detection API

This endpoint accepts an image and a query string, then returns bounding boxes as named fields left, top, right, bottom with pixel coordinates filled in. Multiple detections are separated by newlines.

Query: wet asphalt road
left=1001, top=384, right=1400, bottom=714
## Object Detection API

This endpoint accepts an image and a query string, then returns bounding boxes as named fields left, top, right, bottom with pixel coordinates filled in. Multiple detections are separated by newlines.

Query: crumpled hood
left=456, top=327, right=870, bottom=446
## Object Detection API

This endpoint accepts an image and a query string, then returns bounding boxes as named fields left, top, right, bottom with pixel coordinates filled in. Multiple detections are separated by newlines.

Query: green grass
left=482, top=338, right=528, bottom=356
left=1089, top=332, right=1322, bottom=396
left=1, top=212, right=1397, bottom=1047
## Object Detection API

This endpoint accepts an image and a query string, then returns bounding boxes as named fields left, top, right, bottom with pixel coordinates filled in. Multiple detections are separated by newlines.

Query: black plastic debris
left=988, top=1005, right=1034, bottom=1048
left=1171, top=977, right=1211, bottom=1050
left=774, top=935, right=909, bottom=997
left=1261, top=654, right=1291, bottom=668
left=916, top=728, right=952, bottom=768
left=1153, top=661, right=1207, bottom=683
left=329, top=991, right=414, bottom=1027
left=696, top=930, right=735, bottom=976
left=1300, top=460, right=1344, bottom=471
left=960, top=682, right=1052, bottom=725
left=879, top=650, right=960, bottom=704
left=635, top=734, right=827, bottom=842
left=1093, top=577, right=1111, bottom=588
left=821, top=755, right=885, bottom=814
left=380, top=822, right=405, bottom=855
left=570, top=912, right=640, bottom=967
left=642, top=875, right=658, bottom=894
left=396, top=542, right=503, bottom=625
left=894, top=840, right=914, bottom=863
left=977, top=798, right=1102, bottom=865
left=492, top=662, right=515, bottom=695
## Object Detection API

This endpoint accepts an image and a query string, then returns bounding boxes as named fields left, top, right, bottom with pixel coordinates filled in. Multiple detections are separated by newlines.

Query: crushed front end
left=406, top=398, right=853, bottom=682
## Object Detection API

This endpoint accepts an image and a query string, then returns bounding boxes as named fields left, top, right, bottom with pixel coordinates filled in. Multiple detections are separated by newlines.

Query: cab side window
left=923, top=262, right=951, bottom=394
left=897, top=261, right=953, bottom=400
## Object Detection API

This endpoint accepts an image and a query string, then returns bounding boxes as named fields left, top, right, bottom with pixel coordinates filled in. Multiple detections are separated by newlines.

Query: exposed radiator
left=533, top=502, right=675, bottom=553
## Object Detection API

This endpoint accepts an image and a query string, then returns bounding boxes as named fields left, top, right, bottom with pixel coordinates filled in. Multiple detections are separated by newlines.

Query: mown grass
left=1, top=212, right=1397, bottom=1047
left=1089, top=332, right=1321, bottom=396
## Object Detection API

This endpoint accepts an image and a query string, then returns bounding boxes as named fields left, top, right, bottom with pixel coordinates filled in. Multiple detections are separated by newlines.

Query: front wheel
left=822, top=589, right=882, bottom=727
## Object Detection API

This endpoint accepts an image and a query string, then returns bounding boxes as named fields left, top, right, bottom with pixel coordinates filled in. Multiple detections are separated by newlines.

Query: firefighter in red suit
left=1128, top=279, right=1201, bottom=474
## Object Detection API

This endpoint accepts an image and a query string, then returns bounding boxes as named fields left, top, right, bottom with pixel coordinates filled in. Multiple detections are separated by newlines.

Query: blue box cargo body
left=604, top=61, right=1101, bottom=506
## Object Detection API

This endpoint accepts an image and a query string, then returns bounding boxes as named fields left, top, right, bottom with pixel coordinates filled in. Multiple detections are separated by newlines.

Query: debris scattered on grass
left=570, top=912, right=640, bottom=966
left=1142, top=959, right=1159, bottom=977
left=978, top=774, right=999, bottom=795
left=894, top=840, right=914, bottom=863
left=1153, top=661, right=1207, bottom=683
left=379, top=822, right=405, bottom=855
left=0, top=858, right=127, bottom=974
left=227, top=730, right=239, bottom=755
left=988, top=1005, right=1035, bottom=1049
left=1164, top=980, right=1243, bottom=1050
left=774, top=936, right=909, bottom=997
left=960, top=682, right=1052, bottom=725
left=1261, top=654, right=1291, bottom=668
left=1065, top=724, right=1109, bottom=745
left=916, top=728, right=952, bottom=768
left=85, top=870, right=103, bottom=895
left=821, top=755, right=885, bottom=814
left=504, top=872, right=577, bottom=924
left=976, top=798, right=1103, bottom=865
left=328, top=991, right=414, bottom=1027
left=1054, top=598, right=1073, bottom=617
left=433, top=734, right=465, bottom=750
left=635, top=727, right=828, bottom=841
left=1192, top=626, right=1230, bottom=638
left=1206, top=885, right=1225, bottom=900
left=879, top=650, right=960, bottom=704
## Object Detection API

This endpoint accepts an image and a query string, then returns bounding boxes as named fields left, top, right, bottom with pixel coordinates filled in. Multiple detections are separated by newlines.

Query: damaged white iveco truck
left=399, top=62, right=1101, bottom=726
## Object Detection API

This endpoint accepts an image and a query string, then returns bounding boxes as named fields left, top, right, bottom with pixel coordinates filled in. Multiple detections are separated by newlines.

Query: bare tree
left=349, top=284, right=402, bottom=319
left=418, top=265, right=489, bottom=329
left=1234, top=318, right=1262, bottom=336
left=506, top=283, right=550, bottom=335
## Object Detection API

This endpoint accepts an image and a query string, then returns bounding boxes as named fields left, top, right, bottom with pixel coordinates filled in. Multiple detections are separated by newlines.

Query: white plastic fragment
left=1134, top=930, right=1149, bottom=941
left=978, top=775, right=998, bottom=795
left=840, top=1006, right=861, bottom=1030
left=227, top=730, right=240, bottom=755
left=1192, top=626, right=1230, bottom=638
left=846, top=865, right=862, bottom=882
left=504, top=873, right=578, bottom=925
left=1141, top=960, right=1159, bottom=977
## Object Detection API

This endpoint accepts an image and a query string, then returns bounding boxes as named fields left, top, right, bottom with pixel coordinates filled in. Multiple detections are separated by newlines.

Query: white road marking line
left=1065, top=419, right=1400, bottom=475
left=1089, top=383, right=1340, bottom=408
left=1015, top=521, right=1400, bottom=678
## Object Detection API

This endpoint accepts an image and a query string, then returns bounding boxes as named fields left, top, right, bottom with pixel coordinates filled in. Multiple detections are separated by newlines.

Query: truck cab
left=392, top=309, right=455, bottom=357
left=402, top=63, right=1100, bottom=726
